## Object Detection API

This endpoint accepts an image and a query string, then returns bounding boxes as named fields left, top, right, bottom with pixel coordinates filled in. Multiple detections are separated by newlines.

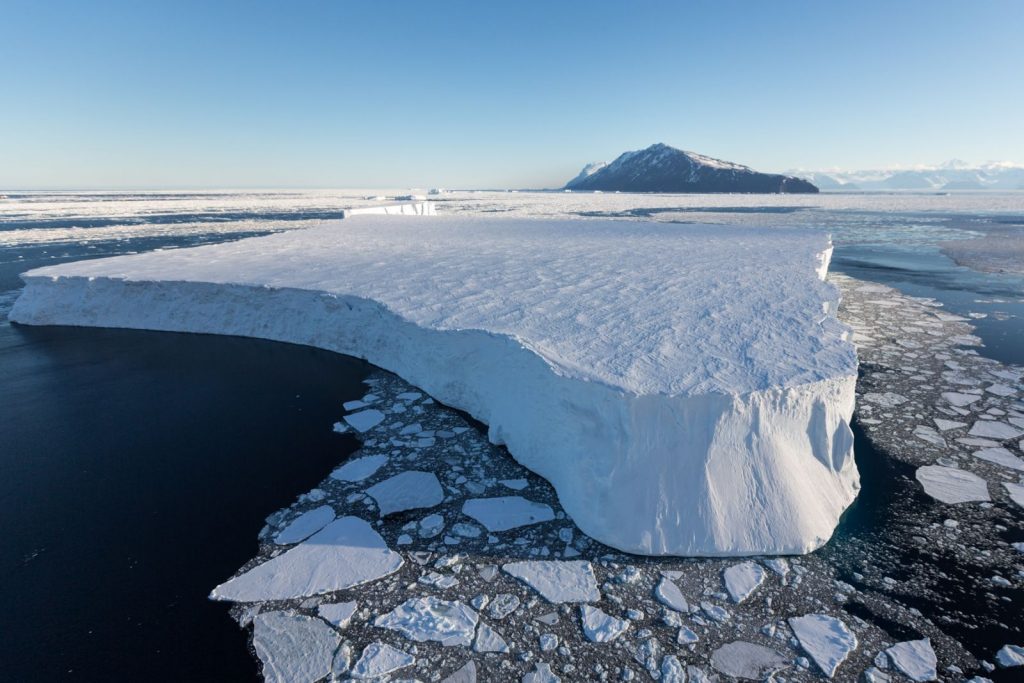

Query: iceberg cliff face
left=10, top=217, right=858, bottom=556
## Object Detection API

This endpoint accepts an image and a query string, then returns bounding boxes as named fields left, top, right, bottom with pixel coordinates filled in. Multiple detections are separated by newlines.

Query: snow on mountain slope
left=787, top=160, right=1024, bottom=191
left=565, top=143, right=818, bottom=194
left=11, top=216, right=858, bottom=556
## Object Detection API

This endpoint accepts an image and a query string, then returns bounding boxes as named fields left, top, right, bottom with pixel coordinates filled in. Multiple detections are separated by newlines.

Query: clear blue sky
left=2, top=0, right=1022, bottom=189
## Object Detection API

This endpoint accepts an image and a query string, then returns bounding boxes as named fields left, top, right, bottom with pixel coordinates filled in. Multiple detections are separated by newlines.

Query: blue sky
left=2, top=1, right=1022, bottom=189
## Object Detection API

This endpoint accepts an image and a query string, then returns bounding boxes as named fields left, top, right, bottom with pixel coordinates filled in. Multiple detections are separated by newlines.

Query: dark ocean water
left=1, top=194, right=1022, bottom=680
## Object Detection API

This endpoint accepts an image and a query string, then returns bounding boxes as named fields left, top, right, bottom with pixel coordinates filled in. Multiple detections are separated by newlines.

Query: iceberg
left=10, top=216, right=858, bottom=556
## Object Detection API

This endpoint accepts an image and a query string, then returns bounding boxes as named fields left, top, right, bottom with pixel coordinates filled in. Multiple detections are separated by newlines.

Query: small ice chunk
left=474, top=621, right=510, bottom=653
left=452, top=522, right=483, bottom=538
left=986, top=384, right=1017, bottom=397
left=539, top=633, right=558, bottom=651
left=723, top=561, right=766, bottom=603
left=711, top=641, right=786, bottom=679
left=973, top=448, right=1024, bottom=471
left=863, top=392, right=907, bottom=407
left=1005, top=482, right=1024, bottom=509
left=661, top=655, right=685, bottom=683
left=211, top=517, right=403, bottom=601
left=350, top=642, right=415, bottom=679
left=677, top=626, right=699, bottom=644
left=317, top=601, right=357, bottom=629
left=913, top=426, right=945, bottom=446
left=366, top=471, right=444, bottom=516
left=788, top=613, right=857, bottom=678
left=915, top=466, right=990, bottom=504
left=970, top=421, right=1023, bottom=441
left=274, top=505, right=335, bottom=545
left=344, top=409, right=385, bottom=432
left=500, top=478, right=529, bottom=490
left=441, top=661, right=477, bottom=683
left=654, top=577, right=689, bottom=612
left=522, top=662, right=560, bottom=683
left=763, top=558, right=789, bottom=578
left=331, top=454, right=388, bottom=482
left=995, top=644, right=1024, bottom=667
left=397, top=392, right=423, bottom=401
left=419, top=513, right=445, bottom=538
left=884, top=639, right=937, bottom=682
left=252, top=611, right=340, bottom=683
left=487, top=593, right=520, bottom=620
left=462, top=496, right=555, bottom=531
left=343, top=399, right=367, bottom=411
left=399, top=422, right=423, bottom=435
left=580, top=605, right=630, bottom=643
left=503, top=560, right=600, bottom=603
left=943, top=392, right=982, bottom=407
left=374, top=596, right=479, bottom=647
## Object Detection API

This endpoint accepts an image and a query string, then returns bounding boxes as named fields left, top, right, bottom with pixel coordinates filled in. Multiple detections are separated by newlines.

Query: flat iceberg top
left=21, top=216, right=853, bottom=395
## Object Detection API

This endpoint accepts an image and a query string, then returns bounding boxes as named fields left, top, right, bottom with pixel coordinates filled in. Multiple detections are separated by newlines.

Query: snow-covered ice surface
left=788, top=613, right=857, bottom=678
left=10, top=215, right=859, bottom=557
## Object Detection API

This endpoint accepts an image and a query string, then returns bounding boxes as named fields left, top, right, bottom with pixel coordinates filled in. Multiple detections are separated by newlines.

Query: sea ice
left=969, top=421, right=1023, bottom=441
left=344, top=409, right=385, bottom=432
left=441, top=661, right=477, bottom=683
left=252, top=611, right=340, bottom=683
left=317, top=601, right=357, bottom=629
left=915, top=466, right=990, bottom=504
left=522, top=662, right=560, bottom=683
left=500, top=478, right=529, bottom=490
left=580, top=605, right=630, bottom=643
left=1005, top=482, right=1024, bottom=509
left=274, top=505, right=335, bottom=545
left=722, top=561, right=766, bottom=603
left=503, top=560, right=601, bottom=603
left=788, top=613, right=857, bottom=678
left=884, top=639, right=937, bottom=682
left=653, top=577, right=689, bottom=612
left=349, top=642, right=415, bottom=679
left=331, top=454, right=388, bottom=482
left=210, top=516, right=403, bottom=601
left=462, top=496, right=555, bottom=532
left=710, top=641, right=786, bottom=680
left=474, top=622, right=510, bottom=653
left=12, top=217, right=857, bottom=556
left=973, top=448, right=1024, bottom=471
left=943, top=392, right=982, bottom=407
left=995, top=644, right=1024, bottom=667
left=374, top=596, right=478, bottom=647
left=365, top=470, right=444, bottom=516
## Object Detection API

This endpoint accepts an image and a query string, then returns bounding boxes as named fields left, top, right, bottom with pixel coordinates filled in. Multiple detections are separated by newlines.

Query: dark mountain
left=564, top=144, right=818, bottom=194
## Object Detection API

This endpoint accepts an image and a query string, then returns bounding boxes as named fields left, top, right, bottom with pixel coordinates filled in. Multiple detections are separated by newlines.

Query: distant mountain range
left=785, top=160, right=1024, bottom=191
left=565, top=144, right=818, bottom=194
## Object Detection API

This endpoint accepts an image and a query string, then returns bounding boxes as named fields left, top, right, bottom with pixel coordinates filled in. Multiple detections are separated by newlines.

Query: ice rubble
left=11, top=216, right=858, bottom=555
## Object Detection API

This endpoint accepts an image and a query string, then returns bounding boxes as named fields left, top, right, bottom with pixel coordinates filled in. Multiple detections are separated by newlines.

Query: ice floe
left=349, top=642, right=415, bottom=679
left=969, top=421, right=1023, bottom=441
left=473, top=621, right=510, bottom=653
left=1005, top=482, right=1024, bottom=508
left=722, top=561, right=766, bottom=603
left=788, top=613, right=857, bottom=678
left=317, top=601, right=356, bottom=629
left=503, top=561, right=600, bottom=603
left=252, top=611, right=340, bottom=683
left=710, top=641, right=786, bottom=679
left=973, top=447, right=1024, bottom=471
left=374, top=596, right=478, bottom=646
left=653, top=576, right=689, bottom=612
left=995, top=644, right=1024, bottom=667
left=579, top=605, right=630, bottom=643
left=461, top=496, right=554, bottom=532
left=273, top=505, right=335, bottom=544
left=884, top=639, right=937, bottom=682
left=914, top=465, right=990, bottom=504
left=211, top=516, right=403, bottom=601
left=365, top=470, right=444, bottom=516
left=344, top=408, right=385, bottom=432
left=331, top=453, right=387, bottom=482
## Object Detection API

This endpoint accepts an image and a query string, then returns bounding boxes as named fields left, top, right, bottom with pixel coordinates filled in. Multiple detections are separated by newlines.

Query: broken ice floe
left=211, top=516, right=402, bottom=601
left=915, top=465, right=990, bottom=504
left=252, top=611, right=340, bottom=683
left=884, top=639, right=938, bottom=682
left=374, top=596, right=478, bottom=646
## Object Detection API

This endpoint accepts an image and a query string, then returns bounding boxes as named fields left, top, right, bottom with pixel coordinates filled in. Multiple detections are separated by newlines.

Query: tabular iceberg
left=10, top=215, right=858, bottom=556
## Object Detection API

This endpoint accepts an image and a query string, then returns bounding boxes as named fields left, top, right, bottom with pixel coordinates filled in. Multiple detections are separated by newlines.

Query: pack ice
left=10, top=216, right=858, bottom=556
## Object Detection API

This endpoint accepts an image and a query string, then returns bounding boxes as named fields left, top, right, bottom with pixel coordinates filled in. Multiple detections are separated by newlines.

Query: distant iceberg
left=11, top=216, right=858, bottom=556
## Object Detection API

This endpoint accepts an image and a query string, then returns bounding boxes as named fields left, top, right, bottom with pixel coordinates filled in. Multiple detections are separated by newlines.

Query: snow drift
left=10, top=216, right=859, bottom=556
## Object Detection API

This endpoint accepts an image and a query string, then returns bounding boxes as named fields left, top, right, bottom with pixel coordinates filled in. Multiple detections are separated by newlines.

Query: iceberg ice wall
left=10, top=216, right=858, bottom=556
